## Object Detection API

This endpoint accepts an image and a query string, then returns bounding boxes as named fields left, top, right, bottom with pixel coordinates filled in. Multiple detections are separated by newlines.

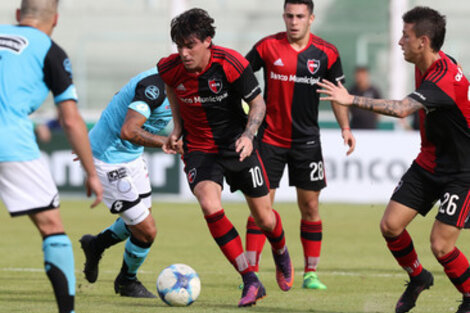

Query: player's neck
left=416, top=51, right=441, bottom=74
left=19, top=19, right=53, bottom=36
left=288, top=34, right=310, bottom=51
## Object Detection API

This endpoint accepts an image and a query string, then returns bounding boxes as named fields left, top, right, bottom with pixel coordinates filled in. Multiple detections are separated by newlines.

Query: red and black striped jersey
left=157, top=45, right=261, bottom=154
left=409, top=51, right=470, bottom=174
left=246, top=32, right=345, bottom=148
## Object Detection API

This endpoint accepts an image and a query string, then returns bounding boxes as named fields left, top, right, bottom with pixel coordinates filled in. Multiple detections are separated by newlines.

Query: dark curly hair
left=284, top=0, right=314, bottom=14
left=403, top=6, right=446, bottom=52
left=170, top=8, right=216, bottom=46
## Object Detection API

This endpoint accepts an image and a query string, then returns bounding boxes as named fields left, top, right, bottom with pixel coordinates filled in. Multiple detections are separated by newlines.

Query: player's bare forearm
left=127, top=128, right=166, bottom=148
left=331, top=101, right=350, bottom=129
left=244, top=94, right=266, bottom=140
left=166, top=84, right=183, bottom=130
left=58, top=100, right=97, bottom=177
left=352, top=96, right=423, bottom=118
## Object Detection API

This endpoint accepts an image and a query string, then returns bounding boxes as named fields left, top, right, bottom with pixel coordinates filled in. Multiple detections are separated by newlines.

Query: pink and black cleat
left=238, top=273, right=266, bottom=307
left=272, top=247, right=294, bottom=291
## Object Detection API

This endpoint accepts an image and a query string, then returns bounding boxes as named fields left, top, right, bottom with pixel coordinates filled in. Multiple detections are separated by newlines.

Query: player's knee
left=430, top=235, right=453, bottom=258
left=379, top=218, right=402, bottom=238
left=253, top=214, right=275, bottom=231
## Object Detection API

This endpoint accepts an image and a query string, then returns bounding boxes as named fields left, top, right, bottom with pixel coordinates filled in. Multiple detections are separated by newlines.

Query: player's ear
left=52, top=13, right=58, bottom=28
left=310, top=13, right=315, bottom=24
left=16, top=8, right=21, bottom=23
left=203, top=37, right=212, bottom=49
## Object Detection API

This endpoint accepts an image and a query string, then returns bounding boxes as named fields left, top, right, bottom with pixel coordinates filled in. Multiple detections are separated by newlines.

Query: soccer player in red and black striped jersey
left=243, top=0, right=356, bottom=290
left=319, top=6, right=470, bottom=313
left=157, top=8, right=294, bottom=307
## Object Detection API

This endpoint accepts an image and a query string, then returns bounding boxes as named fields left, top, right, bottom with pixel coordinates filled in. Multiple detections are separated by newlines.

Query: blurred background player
left=244, top=0, right=355, bottom=290
left=158, top=8, right=294, bottom=307
left=79, top=67, right=178, bottom=298
left=318, top=6, right=470, bottom=313
left=0, top=1, right=103, bottom=312
left=348, top=66, right=381, bottom=129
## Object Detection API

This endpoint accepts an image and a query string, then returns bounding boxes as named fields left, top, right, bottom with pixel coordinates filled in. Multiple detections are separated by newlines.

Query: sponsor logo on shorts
left=52, top=194, right=60, bottom=207
left=393, top=180, right=403, bottom=194
left=188, top=168, right=197, bottom=184
left=307, top=59, right=320, bottom=75
left=107, top=167, right=127, bottom=182
left=208, top=78, right=223, bottom=94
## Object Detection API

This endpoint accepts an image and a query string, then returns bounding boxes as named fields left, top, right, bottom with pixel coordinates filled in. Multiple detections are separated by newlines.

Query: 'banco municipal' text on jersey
left=246, top=32, right=345, bottom=148
left=89, top=68, right=171, bottom=164
left=0, top=25, right=77, bottom=162
left=409, top=51, right=470, bottom=174
left=157, top=46, right=261, bottom=154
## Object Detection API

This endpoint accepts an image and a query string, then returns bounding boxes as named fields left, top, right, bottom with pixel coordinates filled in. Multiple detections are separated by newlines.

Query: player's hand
left=163, top=133, right=180, bottom=154
left=342, top=128, right=356, bottom=156
left=175, top=139, right=184, bottom=155
left=235, top=134, right=253, bottom=162
left=85, top=175, right=103, bottom=208
left=317, top=80, right=354, bottom=106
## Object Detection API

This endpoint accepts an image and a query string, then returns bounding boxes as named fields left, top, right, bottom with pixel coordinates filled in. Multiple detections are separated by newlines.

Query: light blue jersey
left=0, top=25, right=78, bottom=162
left=89, top=68, right=171, bottom=164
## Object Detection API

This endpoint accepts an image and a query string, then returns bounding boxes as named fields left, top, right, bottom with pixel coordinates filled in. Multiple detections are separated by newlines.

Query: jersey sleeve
left=43, top=41, right=78, bottom=104
left=157, top=54, right=180, bottom=88
left=408, top=80, right=456, bottom=109
left=231, top=65, right=262, bottom=103
left=245, top=45, right=265, bottom=73
left=325, top=55, right=345, bottom=85
left=128, top=74, right=167, bottom=119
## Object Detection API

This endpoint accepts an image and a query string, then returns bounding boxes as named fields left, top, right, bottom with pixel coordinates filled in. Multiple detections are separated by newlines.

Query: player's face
left=399, top=23, right=424, bottom=64
left=283, top=4, right=314, bottom=42
left=177, top=36, right=212, bottom=73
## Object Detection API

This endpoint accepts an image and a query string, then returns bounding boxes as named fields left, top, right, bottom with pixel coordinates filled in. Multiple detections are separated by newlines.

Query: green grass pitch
left=1, top=200, right=468, bottom=312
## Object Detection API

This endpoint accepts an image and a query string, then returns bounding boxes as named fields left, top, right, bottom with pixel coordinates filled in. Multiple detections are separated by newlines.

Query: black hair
left=284, top=0, right=314, bottom=14
left=402, top=6, right=446, bottom=52
left=170, top=8, right=216, bottom=46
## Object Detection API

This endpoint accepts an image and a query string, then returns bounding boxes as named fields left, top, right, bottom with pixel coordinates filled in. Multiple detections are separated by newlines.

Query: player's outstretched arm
left=317, top=79, right=424, bottom=118
left=57, top=100, right=103, bottom=208
left=163, top=85, right=183, bottom=154
left=236, top=94, right=266, bottom=162
left=120, top=109, right=166, bottom=147
left=330, top=101, right=355, bottom=156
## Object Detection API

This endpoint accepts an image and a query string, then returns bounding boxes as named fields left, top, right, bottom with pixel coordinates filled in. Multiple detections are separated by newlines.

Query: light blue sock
left=122, top=236, right=151, bottom=280
left=104, top=217, right=130, bottom=240
left=96, top=217, right=131, bottom=250
left=43, top=234, right=75, bottom=313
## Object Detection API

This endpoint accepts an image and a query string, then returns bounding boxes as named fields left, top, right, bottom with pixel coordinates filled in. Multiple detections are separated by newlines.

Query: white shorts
left=0, top=157, right=59, bottom=217
left=94, top=156, right=151, bottom=225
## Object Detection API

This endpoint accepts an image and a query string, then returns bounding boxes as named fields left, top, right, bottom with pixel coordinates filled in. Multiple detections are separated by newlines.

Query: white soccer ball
left=156, top=263, right=201, bottom=306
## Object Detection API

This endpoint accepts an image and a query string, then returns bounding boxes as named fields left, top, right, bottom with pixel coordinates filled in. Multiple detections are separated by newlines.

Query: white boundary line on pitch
left=1, top=267, right=407, bottom=278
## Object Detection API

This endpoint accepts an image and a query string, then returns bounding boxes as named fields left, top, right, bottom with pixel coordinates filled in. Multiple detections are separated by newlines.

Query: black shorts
left=182, top=150, right=269, bottom=198
left=258, top=140, right=327, bottom=191
left=391, top=162, right=470, bottom=228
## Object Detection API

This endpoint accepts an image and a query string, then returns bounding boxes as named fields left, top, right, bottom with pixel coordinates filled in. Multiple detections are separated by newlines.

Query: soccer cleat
left=79, top=234, right=103, bottom=283
left=456, top=296, right=470, bottom=313
left=272, top=247, right=294, bottom=291
left=395, top=269, right=434, bottom=313
left=302, top=271, right=327, bottom=290
left=238, top=273, right=266, bottom=307
left=238, top=272, right=260, bottom=289
left=114, top=273, right=156, bottom=298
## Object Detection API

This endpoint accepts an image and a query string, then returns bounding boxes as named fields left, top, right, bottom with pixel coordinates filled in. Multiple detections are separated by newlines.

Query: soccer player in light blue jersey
left=79, top=67, right=178, bottom=298
left=0, top=1, right=103, bottom=312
